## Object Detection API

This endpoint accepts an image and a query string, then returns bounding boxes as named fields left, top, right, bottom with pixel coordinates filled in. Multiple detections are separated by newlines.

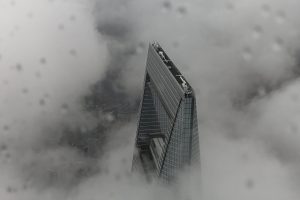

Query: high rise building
left=132, top=42, right=200, bottom=183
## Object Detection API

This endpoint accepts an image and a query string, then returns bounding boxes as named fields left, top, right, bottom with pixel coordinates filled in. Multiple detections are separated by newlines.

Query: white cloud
left=1, top=0, right=300, bottom=199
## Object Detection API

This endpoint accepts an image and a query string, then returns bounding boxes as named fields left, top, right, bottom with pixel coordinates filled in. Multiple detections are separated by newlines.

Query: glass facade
left=132, top=43, right=200, bottom=183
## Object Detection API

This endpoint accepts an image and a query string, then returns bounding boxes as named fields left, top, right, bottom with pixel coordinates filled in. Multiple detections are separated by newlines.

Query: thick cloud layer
left=0, top=0, right=110, bottom=196
left=1, top=0, right=300, bottom=199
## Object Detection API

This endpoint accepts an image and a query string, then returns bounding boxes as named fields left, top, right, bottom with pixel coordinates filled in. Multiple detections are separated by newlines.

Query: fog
left=0, top=0, right=300, bottom=199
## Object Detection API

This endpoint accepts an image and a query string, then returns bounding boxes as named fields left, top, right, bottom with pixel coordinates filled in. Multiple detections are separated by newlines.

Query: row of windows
left=148, top=47, right=183, bottom=98
left=146, top=48, right=183, bottom=118
left=135, top=47, right=200, bottom=181
left=158, top=98, right=200, bottom=180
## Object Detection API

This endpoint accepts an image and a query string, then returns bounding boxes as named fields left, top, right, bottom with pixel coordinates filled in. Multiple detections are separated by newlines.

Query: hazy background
left=0, top=0, right=300, bottom=199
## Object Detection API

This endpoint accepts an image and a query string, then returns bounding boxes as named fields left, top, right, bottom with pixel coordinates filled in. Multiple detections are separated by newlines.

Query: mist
left=0, top=0, right=300, bottom=199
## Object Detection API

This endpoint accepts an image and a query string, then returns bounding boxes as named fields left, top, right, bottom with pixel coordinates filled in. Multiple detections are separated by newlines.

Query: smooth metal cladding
left=132, top=42, right=200, bottom=183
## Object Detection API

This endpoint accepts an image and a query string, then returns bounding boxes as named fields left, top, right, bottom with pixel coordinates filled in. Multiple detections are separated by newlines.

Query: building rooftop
left=151, top=42, right=192, bottom=94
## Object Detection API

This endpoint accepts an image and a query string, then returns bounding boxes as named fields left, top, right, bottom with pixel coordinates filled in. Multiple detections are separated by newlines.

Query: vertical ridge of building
left=132, top=42, right=200, bottom=183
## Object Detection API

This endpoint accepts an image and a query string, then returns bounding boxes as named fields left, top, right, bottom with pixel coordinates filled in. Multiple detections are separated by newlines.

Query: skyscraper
left=132, top=42, right=200, bottom=183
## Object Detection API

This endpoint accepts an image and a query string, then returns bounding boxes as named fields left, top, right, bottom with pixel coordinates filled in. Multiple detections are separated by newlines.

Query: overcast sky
left=0, top=0, right=300, bottom=199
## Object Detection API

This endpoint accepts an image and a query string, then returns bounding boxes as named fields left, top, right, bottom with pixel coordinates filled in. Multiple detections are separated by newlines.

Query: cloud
left=90, top=0, right=300, bottom=199
left=1, top=0, right=300, bottom=199
left=0, top=0, right=111, bottom=196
